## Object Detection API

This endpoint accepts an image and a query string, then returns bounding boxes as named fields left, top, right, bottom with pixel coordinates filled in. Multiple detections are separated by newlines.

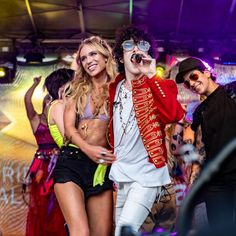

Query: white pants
left=115, top=182, right=161, bottom=236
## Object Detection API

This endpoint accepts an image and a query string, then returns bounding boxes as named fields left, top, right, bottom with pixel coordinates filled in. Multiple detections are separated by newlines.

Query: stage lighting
left=0, top=66, right=15, bottom=84
left=0, top=41, right=17, bottom=83
left=24, top=50, right=45, bottom=64
left=0, top=57, right=16, bottom=84
left=0, top=67, right=6, bottom=77
left=156, top=66, right=165, bottom=77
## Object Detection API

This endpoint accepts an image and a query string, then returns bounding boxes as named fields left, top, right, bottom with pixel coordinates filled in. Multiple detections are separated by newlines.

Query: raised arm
left=24, top=76, right=41, bottom=133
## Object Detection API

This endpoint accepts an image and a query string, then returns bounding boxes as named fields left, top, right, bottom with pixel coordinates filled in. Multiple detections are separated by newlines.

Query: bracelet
left=177, top=122, right=185, bottom=127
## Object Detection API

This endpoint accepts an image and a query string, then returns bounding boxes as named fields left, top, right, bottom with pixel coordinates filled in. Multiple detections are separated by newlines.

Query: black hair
left=113, top=24, right=157, bottom=73
left=44, top=68, right=74, bottom=100
left=209, top=72, right=217, bottom=82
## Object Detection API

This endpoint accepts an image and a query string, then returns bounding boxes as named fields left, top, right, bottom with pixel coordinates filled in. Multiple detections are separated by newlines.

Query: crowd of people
left=24, top=24, right=236, bottom=236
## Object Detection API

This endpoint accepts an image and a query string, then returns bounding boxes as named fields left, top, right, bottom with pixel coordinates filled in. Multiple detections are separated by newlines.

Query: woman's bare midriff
left=77, top=118, right=109, bottom=147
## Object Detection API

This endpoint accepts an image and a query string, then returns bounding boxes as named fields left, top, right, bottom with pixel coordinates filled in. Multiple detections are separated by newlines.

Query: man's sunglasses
left=183, top=73, right=199, bottom=89
left=122, top=40, right=150, bottom=52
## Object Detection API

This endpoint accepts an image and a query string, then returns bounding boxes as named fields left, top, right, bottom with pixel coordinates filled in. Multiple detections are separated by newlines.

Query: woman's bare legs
left=54, top=182, right=90, bottom=236
left=86, top=190, right=114, bottom=236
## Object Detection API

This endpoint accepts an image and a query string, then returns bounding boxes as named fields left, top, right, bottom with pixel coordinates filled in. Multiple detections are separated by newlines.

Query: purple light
left=154, top=227, right=165, bottom=233
left=170, top=232, right=177, bottom=236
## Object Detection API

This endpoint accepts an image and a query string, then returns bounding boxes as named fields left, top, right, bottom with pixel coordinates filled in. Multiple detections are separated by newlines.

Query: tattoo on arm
left=171, top=143, right=176, bottom=151
left=172, top=132, right=183, bottom=144
left=183, top=139, right=193, bottom=144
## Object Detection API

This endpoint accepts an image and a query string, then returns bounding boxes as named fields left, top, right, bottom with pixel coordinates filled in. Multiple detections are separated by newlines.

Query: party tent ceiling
left=0, top=0, right=236, bottom=58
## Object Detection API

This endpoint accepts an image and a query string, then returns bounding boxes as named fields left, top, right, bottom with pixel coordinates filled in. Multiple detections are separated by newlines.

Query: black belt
left=60, top=146, right=81, bottom=159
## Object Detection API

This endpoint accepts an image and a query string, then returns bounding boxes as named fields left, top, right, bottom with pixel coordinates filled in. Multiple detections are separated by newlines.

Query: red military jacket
left=108, top=73, right=184, bottom=168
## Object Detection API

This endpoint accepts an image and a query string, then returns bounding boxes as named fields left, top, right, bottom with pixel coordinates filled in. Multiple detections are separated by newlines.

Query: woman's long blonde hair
left=66, top=36, right=117, bottom=116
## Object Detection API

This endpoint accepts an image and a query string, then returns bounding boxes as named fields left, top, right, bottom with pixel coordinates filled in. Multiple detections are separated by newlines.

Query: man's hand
left=136, top=56, right=156, bottom=78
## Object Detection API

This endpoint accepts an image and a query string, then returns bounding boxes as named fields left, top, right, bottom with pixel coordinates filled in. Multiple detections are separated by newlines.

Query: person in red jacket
left=108, top=25, right=184, bottom=235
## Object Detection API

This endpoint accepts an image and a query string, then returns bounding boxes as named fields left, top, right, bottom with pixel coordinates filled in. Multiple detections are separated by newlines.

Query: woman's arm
left=24, top=76, right=41, bottom=133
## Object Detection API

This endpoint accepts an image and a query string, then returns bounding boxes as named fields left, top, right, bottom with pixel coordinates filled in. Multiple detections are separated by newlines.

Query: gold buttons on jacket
left=155, top=81, right=166, bottom=98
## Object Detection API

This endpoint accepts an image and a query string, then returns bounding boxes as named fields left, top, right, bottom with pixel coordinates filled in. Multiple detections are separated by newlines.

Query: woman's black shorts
left=54, top=145, right=113, bottom=198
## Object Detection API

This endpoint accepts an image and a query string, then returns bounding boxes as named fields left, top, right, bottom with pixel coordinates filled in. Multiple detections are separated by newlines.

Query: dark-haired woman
left=24, top=75, right=67, bottom=236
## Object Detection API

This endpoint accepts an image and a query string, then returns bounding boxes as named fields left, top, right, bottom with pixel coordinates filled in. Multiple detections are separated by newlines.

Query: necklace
left=106, top=79, right=136, bottom=149
left=90, top=88, right=105, bottom=117
left=123, top=79, right=132, bottom=91
left=118, top=81, right=135, bottom=134
left=91, top=94, right=100, bottom=116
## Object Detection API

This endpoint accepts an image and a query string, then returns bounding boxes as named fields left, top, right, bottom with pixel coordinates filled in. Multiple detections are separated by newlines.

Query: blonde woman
left=54, top=36, right=117, bottom=236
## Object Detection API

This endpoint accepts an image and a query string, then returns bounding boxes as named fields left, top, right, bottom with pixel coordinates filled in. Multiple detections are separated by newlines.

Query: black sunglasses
left=183, top=73, right=199, bottom=89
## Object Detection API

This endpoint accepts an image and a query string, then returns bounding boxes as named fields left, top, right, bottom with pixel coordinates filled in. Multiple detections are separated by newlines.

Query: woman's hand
left=82, top=143, right=116, bottom=165
left=33, top=76, right=42, bottom=85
